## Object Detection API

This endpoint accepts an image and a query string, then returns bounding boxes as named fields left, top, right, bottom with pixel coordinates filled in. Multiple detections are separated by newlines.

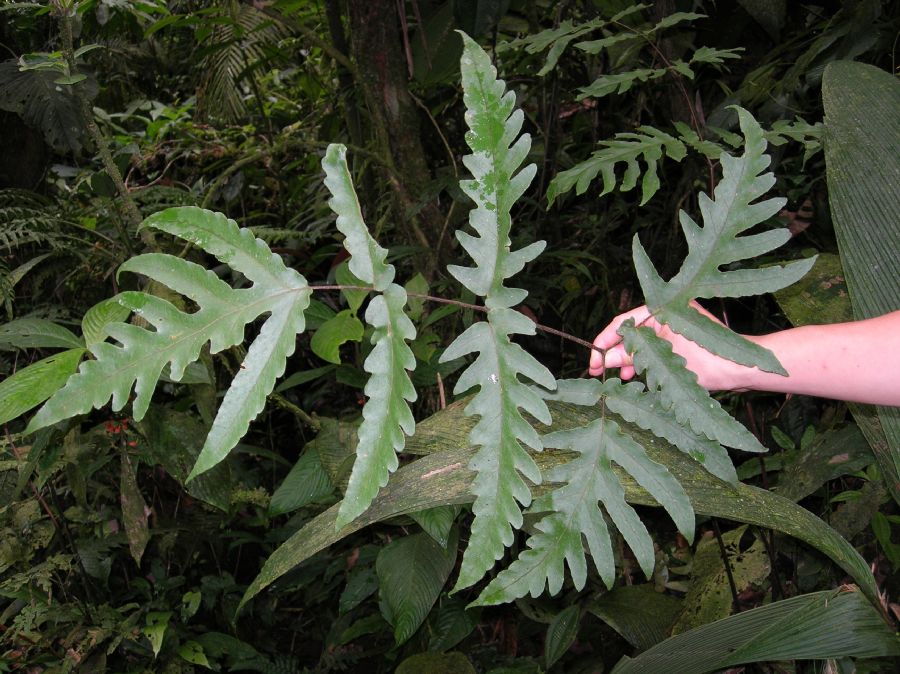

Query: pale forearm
left=733, top=311, right=900, bottom=406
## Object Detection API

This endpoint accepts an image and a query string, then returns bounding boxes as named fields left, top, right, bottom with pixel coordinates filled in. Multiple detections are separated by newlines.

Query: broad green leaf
left=339, top=566, right=378, bottom=615
left=0, top=318, right=83, bottom=350
left=587, top=584, right=682, bottom=651
left=773, top=423, right=873, bottom=502
left=410, top=505, right=461, bottom=548
left=239, top=400, right=879, bottom=613
left=25, top=207, right=311, bottom=483
left=544, top=605, right=580, bottom=669
left=310, top=309, right=364, bottom=365
left=823, top=61, right=900, bottom=506
left=377, top=528, right=458, bottom=645
left=177, top=641, right=210, bottom=667
left=143, top=611, right=172, bottom=657
left=547, top=127, right=686, bottom=206
left=427, top=597, right=479, bottom=652
left=632, top=107, right=815, bottom=371
left=611, top=589, right=900, bottom=674
left=268, top=449, right=334, bottom=516
left=0, top=348, right=84, bottom=426
left=323, top=146, right=419, bottom=529
left=274, top=365, right=335, bottom=393
left=473, top=414, right=693, bottom=605
left=334, top=261, right=369, bottom=314
left=136, top=405, right=233, bottom=512
left=621, top=322, right=764, bottom=453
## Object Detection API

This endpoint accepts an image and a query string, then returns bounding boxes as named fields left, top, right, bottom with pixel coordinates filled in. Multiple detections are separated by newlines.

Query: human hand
left=588, top=303, right=750, bottom=391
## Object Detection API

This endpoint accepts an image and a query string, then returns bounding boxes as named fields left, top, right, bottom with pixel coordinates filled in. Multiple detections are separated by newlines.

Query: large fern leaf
left=632, top=107, right=815, bottom=371
left=322, top=144, right=418, bottom=529
left=473, top=411, right=693, bottom=606
left=25, top=207, right=311, bottom=479
left=440, top=34, right=556, bottom=591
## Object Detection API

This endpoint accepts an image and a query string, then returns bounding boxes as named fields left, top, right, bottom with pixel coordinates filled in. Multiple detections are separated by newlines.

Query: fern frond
left=322, top=144, right=418, bottom=529
left=473, top=413, right=693, bottom=606
left=198, top=2, right=288, bottom=122
left=498, top=4, right=645, bottom=76
left=620, top=321, right=764, bottom=453
left=547, top=127, right=686, bottom=205
left=25, top=207, right=311, bottom=479
left=600, top=379, right=737, bottom=482
left=440, top=34, right=556, bottom=591
left=632, top=107, right=815, bottom=371
left=541, top=378, right=738, bottom=481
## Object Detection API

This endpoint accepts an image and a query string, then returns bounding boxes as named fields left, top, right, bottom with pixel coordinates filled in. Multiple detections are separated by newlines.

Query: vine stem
left=309, top=283, right=606, bottom=357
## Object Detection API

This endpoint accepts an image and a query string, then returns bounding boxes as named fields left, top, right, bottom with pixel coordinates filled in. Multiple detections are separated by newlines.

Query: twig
left=309, top=283, right=610, bottom=359
left=711, top=519, right=741, bottom=613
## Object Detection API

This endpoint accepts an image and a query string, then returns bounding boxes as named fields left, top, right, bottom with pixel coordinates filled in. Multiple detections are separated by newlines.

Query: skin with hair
left=589, top=304, right=900, bottom=407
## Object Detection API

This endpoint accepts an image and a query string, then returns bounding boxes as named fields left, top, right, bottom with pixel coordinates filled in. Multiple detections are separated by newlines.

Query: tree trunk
left=346, top=0, right=443, bottom=276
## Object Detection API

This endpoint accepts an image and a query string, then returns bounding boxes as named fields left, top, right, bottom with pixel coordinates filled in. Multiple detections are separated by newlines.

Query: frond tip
left=633, top=106, right=815, bottom=372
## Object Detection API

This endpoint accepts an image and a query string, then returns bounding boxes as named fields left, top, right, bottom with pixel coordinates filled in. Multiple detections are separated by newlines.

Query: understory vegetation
left=0, top=1, right=898, bottom=672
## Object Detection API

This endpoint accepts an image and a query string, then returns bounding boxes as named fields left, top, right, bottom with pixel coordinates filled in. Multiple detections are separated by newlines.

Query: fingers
left=589, top=305, right=651, bottom=375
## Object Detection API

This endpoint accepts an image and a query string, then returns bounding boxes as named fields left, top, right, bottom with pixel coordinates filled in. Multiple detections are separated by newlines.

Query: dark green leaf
left=544, top=604, right=579, bottom=669
left=611, top=589, right=900, bottom=674
left=377, top=529, right=459, bottom=645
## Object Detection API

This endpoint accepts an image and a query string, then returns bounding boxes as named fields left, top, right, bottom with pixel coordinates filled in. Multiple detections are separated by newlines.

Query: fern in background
left=505, top=4, right=822, bottom=207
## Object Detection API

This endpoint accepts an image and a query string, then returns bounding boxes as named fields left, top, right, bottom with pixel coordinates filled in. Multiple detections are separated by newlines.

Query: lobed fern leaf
left=601, top=379, right=737, bottom=482
left=440, top=34, right=556, bottom=591
left=25, top=207, right=311, bottom=480
left=547, top=127, right=686, bottom=206
left=322, top=144, right=418, bottom=529
left=620, top=321, right=764, bottom=453
left=473, top=411, right=693, bottom=606
left=631, top=108, right=815, bottom=372
left=543, top=378, right=738, bottom=482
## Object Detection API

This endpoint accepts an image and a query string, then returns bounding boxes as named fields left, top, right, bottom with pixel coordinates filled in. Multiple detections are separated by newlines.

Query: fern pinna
left=17, top=33, right=812, bottom=609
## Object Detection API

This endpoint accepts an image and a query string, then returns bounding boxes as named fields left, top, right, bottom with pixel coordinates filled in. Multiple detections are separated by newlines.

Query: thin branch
left=309, top=283, right=608, bottom=358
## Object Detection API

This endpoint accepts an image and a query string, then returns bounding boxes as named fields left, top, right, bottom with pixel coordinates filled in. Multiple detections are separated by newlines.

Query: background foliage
left=0, top=1, right=898, bottom=672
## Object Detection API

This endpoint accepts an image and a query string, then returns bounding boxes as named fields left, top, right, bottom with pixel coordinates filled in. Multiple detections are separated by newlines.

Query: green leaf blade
left=337, top=286, right=418, bottom=529
left=377, top=529, right=459, bottom=645
left=599, top=379, right=737, bottom=482
left=190, top=293, right=308, bottom=479
left=0, top=348, right=84, bottom=426
left=621, top=322, right=765, bottom=453
left=322, top=144, right=394, bottom=291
